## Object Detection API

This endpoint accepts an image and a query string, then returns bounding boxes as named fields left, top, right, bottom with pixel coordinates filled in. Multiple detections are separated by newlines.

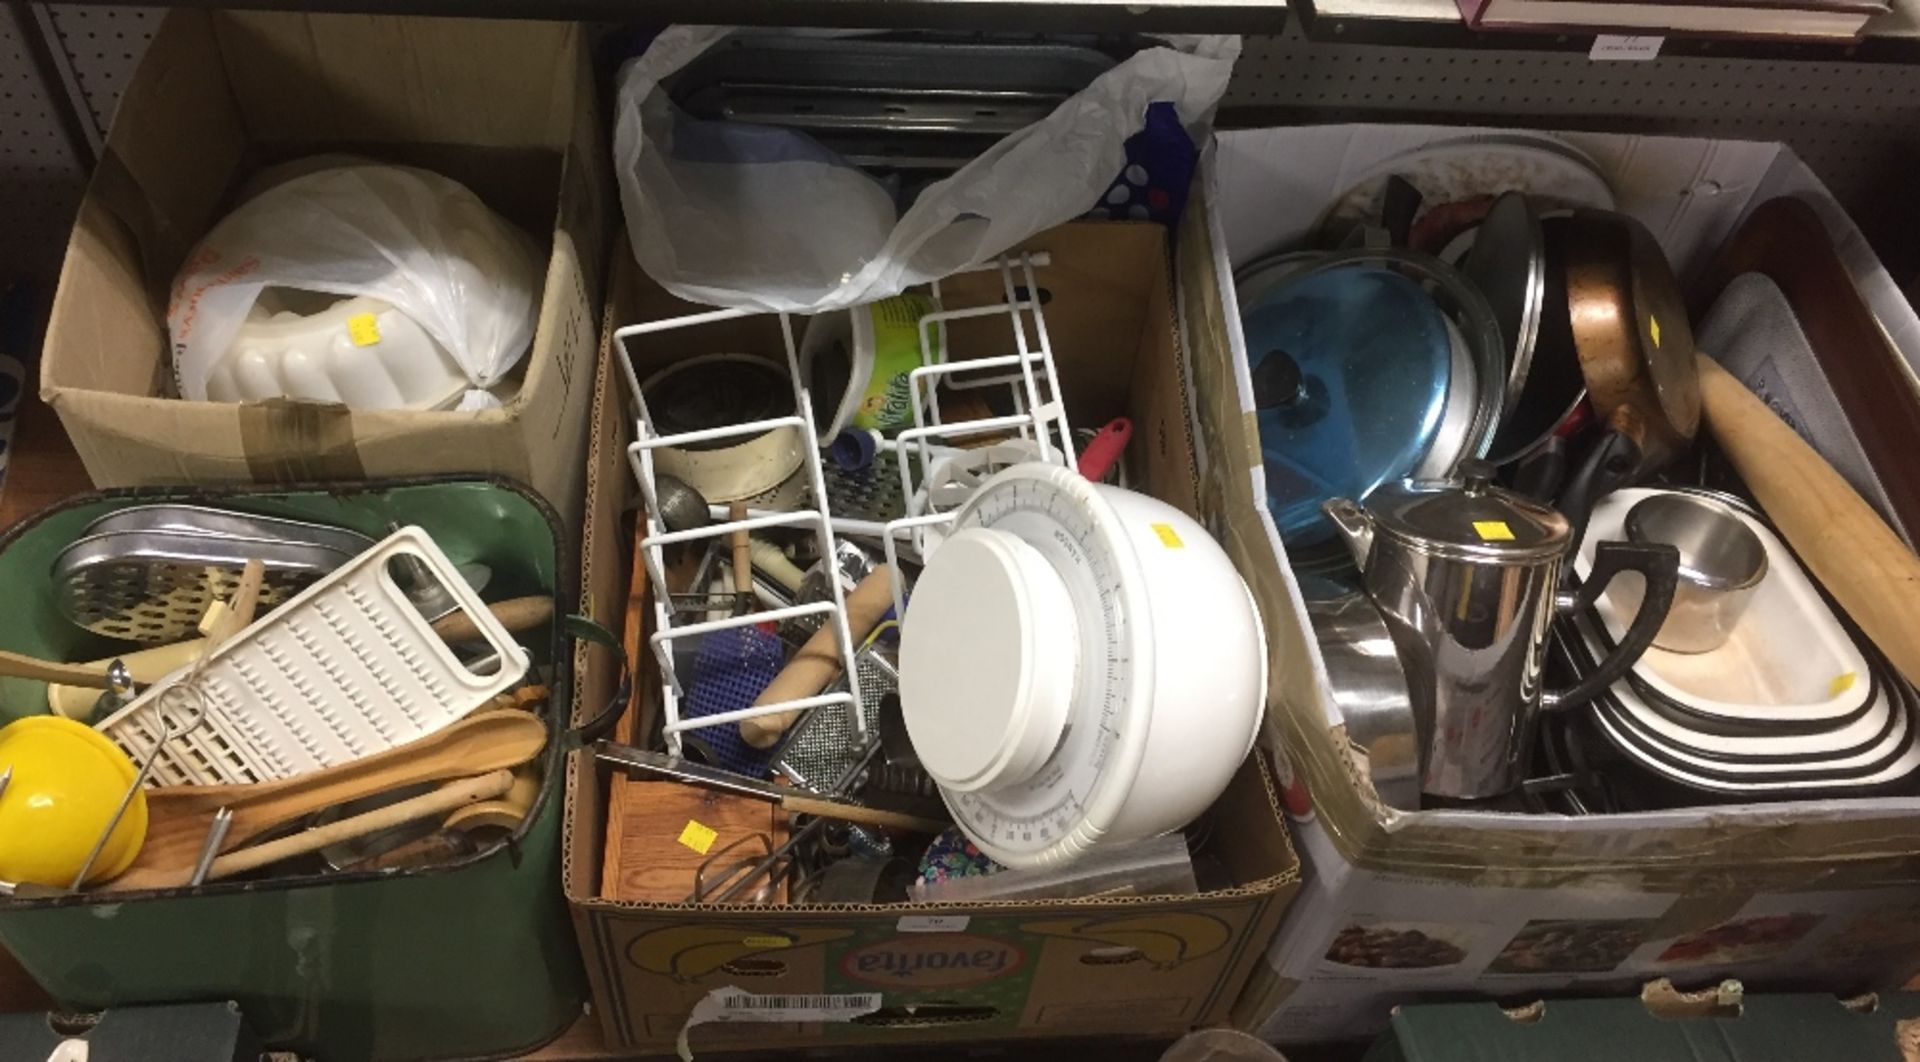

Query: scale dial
left=900, top=464, right=1157, bottom=868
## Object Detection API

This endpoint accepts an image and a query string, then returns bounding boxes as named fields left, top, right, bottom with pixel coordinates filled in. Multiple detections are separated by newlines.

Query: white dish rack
left=614, top=250, right=1076, bottom=756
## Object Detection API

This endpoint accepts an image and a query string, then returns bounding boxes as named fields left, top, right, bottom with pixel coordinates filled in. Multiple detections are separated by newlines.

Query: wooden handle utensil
left=102, top=709, right=546, bottom=891
left=205, top=559, right=266, bottom=648
left=780, top=794, right=947, bottom=834
left=739, top=565, right=895, bottom=749
left=0, top=650, right=113, bottom=688
left=205, top=771, right=513, bottom=882
left=1697, top=353, right=1920, bottom=689
left=428, top=596, right=556, bottom=643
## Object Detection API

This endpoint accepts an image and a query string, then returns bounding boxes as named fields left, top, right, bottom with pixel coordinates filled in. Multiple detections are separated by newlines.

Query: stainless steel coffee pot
left=1325, top=467, right=1678, bottom=799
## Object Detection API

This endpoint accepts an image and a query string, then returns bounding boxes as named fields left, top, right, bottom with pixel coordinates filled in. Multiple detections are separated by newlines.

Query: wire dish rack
left=613, top=250, right=1076, bottom=759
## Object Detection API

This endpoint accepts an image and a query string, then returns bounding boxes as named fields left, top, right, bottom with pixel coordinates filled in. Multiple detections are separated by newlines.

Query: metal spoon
left=88, top=659, right=136, bottom=722
left=654, top=473, right=713, bottom=534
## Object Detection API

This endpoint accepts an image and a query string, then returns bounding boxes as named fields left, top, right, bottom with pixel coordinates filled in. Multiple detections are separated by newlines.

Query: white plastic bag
left=168, top=160, right=542, bottom=407
left=614, top=29, right=1240, bottom=313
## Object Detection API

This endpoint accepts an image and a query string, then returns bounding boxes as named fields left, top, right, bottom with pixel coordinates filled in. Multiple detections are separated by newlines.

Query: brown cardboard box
left=565, top=223, right=1301, bottom=1053
left=1184, top=124, right=1920, bottom=1045
left=40, top=11, right=607, bottom=526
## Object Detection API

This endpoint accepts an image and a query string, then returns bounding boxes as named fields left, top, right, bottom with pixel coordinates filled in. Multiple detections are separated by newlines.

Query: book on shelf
left=1457, top=0, right=1888, bottom=40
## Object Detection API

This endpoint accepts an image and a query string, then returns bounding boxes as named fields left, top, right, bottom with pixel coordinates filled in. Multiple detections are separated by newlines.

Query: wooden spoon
left=205, top=770, right=514, bottom=882
left=101, top=709, right=547, bottom=892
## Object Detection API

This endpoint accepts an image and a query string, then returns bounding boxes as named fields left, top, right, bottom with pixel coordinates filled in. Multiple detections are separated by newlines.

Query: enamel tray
left=1568, top=615, right=1906, bottom=768
left=1574, top=488, right=1872, bottom=726
left=1585, top=672, right=1920, bottom=795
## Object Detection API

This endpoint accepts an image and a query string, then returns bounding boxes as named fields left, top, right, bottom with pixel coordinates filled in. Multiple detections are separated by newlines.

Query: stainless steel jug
left=1325, top=468, right=1678, bottom=799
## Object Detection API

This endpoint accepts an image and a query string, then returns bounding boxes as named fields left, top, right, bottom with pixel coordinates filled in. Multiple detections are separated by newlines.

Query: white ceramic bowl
left=899, top=462, right=1267, bottom=868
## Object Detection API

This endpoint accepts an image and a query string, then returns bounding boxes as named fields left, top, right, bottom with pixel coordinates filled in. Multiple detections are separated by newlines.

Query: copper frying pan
left=1556, top=209, right=1702, bottom=539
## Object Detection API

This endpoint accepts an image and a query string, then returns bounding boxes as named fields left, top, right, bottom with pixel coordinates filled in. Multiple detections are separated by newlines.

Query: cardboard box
left=40, top=11, right=608, bottom=526
left=1362, top=983, right=1920, bottom=1061
left=564, top=223, right=1301, bottom=1054
left=1171, top=124, right=1920, bottom=1044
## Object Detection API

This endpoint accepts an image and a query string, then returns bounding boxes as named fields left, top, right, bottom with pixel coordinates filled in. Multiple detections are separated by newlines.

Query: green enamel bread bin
left=0, top=477, right=585, bottom=1060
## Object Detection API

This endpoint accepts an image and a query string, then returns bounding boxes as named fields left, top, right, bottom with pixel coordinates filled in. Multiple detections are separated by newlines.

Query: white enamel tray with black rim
left=1574, top=488, right=1873, bottom=727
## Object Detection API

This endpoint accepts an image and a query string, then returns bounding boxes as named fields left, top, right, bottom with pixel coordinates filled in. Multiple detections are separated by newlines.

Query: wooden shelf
left=1294, top=0, right=1920, bottom=62
left=54, top=0, right=1289, bottom=33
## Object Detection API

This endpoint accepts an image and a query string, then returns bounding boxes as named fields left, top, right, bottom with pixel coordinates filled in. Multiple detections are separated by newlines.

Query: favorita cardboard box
left=40, top=11, right=608, bottom=526
left=565, top=223, right=1301, bottom=1054
left=1170, top=123, right=1920, bottom=1045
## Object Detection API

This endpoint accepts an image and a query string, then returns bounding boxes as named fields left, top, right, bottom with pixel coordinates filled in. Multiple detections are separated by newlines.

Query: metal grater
left=819, top=449, right=911, bottom=523
left=776, top=645, right=895, bottom=793
left=52, top=530, right=361, bottom=643
left=784, top=539, right=881, bottom=642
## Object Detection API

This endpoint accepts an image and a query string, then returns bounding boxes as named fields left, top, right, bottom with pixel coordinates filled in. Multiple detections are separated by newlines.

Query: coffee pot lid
left=1368, top=464, right=1570, bottom=562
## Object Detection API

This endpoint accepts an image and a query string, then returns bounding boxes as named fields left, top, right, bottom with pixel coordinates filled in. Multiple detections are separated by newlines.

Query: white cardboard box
left=1166, top=123, right=1920, bottom=1044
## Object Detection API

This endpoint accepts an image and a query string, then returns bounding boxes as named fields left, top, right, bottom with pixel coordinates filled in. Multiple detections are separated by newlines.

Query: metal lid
left=1461, top=192, right=1544, bottom=424
left=1369, top=465, right=1571, bottom=562
left=1236, top=259, right=1458, bottom=548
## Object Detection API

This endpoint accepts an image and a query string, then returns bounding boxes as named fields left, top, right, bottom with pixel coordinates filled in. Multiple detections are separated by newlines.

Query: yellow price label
left=346, top=312, right=383, bottom=347
left=742, top=935, right=793, bottom=949
left=1650, top=315, right=1662, bottom=349
left=677, top=820, right=718, bottom=855
left=1473, top=520, right=1516, bottom=542
left=1151, top=523, right=1185, bottom=549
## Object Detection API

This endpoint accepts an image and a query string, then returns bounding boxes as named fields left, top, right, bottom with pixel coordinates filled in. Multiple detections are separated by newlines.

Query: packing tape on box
left=239, top=398, right=366, bottom=482
left=1647, top=889, right=1760, bottom=939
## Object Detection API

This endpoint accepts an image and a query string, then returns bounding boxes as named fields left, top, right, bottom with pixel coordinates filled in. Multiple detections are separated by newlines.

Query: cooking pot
left=1305, top=590, right=1421, bottom=811
left=1325, top=465, right=1679, bottom=799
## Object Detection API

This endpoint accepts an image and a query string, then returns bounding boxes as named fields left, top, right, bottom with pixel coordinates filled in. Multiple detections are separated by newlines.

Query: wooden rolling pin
left=739, top=565, right=894, bottom=749
left=1697, top=353, right=1920, bottom=689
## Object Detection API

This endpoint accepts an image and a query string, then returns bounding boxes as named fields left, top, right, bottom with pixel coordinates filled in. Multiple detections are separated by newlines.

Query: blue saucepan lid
left=1236, top=248, right=1503, bottom=550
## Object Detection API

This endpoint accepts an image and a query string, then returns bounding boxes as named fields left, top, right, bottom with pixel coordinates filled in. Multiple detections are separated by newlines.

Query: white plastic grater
left=95, top=527, right=531, bottom=787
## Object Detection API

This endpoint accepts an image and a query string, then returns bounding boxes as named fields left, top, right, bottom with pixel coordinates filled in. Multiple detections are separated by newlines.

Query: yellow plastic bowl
left=0, top=716, right=148, bottom=886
